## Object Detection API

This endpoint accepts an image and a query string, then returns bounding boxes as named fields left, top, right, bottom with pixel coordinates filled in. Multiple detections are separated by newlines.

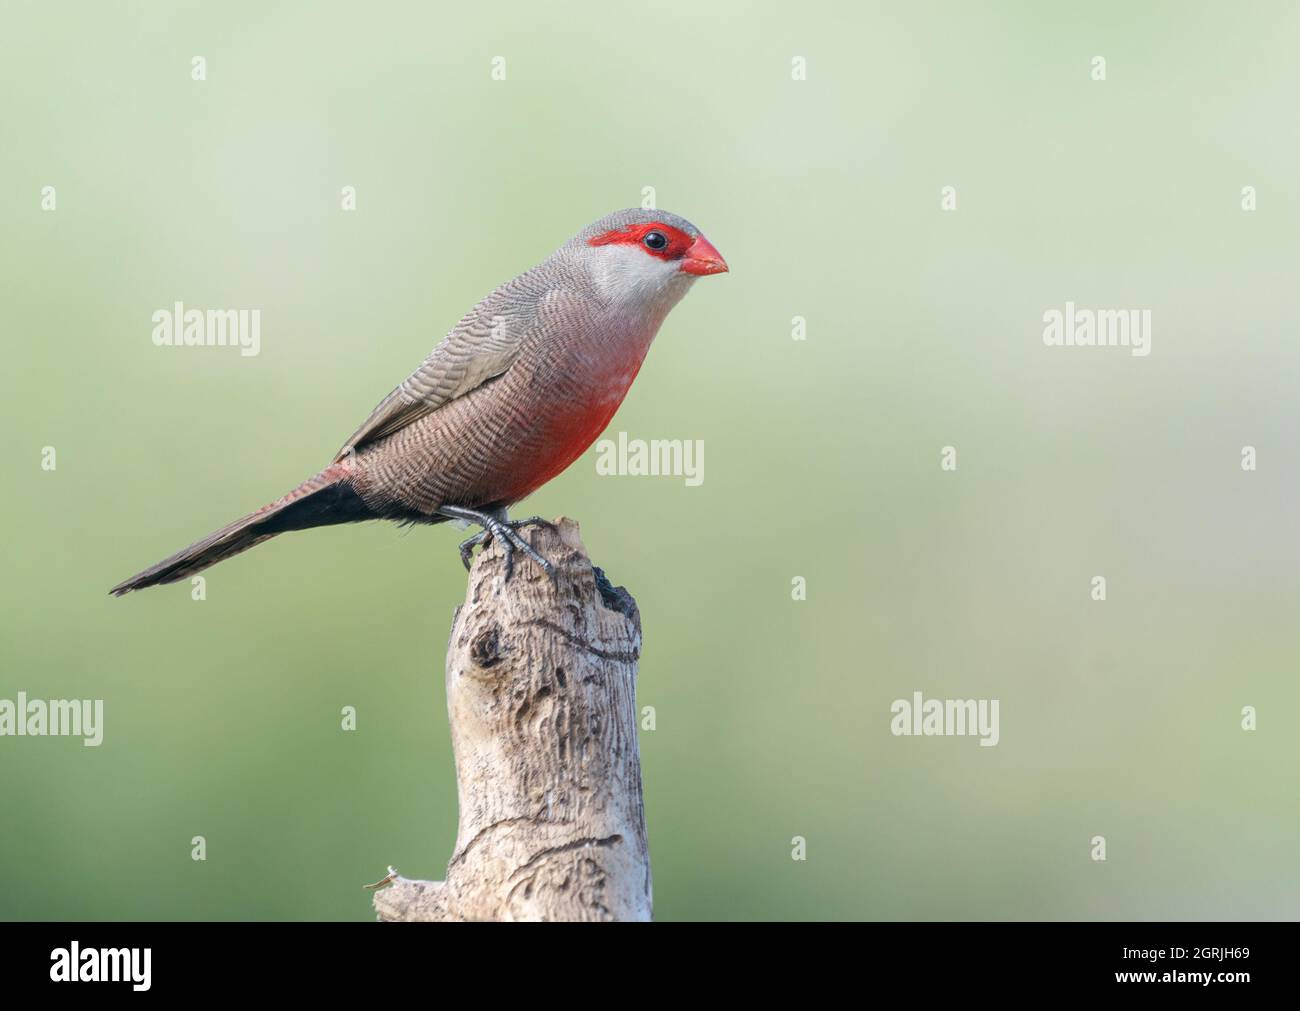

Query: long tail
left=109, top=465, right=368, bottom=596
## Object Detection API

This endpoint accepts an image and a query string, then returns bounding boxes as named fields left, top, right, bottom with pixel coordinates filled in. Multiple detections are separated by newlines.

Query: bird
left=110, top=208, right=728, bottom=596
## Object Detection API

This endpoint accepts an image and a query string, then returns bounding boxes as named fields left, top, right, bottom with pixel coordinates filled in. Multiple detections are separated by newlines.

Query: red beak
left=680, top=234, right=729, bottom=276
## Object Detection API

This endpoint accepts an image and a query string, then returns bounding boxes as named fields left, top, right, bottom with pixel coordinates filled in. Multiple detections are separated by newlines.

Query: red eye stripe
left=587, top=222, right=694, bottom=261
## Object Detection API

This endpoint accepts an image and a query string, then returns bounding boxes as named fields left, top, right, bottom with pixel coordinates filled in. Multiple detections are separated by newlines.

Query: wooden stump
left=373, top=517, right=652, bottom=922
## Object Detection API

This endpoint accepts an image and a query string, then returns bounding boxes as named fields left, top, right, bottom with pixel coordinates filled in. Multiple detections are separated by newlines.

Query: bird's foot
left=439, top=506, right=558, bottom=583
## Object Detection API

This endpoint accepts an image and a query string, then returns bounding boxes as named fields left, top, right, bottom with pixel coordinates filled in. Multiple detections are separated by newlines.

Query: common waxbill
left=110, top=208, right=728, bottom=595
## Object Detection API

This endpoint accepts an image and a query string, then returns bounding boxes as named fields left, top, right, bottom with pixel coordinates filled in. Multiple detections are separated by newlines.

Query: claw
left=458, top=529, right=491, bottom=572
left=440, top=506, right=559, bottom=583
left=502, top=525, right=556, bottom=584
left=509, top=516, right=558, bottom=535
left=496, top=526, right=515, bottom=582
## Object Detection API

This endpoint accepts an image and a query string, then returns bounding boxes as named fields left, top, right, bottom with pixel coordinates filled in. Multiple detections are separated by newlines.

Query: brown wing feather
left=333, top=298, right=528, bottom=461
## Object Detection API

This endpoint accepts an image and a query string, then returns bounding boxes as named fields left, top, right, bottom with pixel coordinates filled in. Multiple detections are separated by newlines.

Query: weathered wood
left=373, top=517, right=652, bottom=922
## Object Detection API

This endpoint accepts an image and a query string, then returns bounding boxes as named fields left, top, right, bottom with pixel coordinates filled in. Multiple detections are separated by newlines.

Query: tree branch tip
left=362, top=866, right=400, bottom=891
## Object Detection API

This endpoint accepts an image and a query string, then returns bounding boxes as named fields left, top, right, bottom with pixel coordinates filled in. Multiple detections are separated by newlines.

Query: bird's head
left=571, top=208, right=728, bottom=312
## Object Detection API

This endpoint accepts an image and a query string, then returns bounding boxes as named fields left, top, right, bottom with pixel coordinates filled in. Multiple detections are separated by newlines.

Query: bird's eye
left=642, top=231, right=668, bottom=251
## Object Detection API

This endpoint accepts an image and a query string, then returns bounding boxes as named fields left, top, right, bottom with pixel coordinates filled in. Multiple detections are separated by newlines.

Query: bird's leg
left=438, top=505, right=557, bottom=583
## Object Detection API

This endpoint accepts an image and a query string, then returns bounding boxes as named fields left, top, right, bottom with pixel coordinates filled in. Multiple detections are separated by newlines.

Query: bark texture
left=373, top=517, right=652, bottom=922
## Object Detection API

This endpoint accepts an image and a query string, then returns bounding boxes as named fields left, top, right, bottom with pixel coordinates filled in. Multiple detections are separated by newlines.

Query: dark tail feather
left=109, top=466, right=368, bottom=596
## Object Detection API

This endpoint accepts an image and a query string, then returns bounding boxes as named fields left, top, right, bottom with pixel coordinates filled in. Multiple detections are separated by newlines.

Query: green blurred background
left=2, top=1, right=1297, bottom=920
